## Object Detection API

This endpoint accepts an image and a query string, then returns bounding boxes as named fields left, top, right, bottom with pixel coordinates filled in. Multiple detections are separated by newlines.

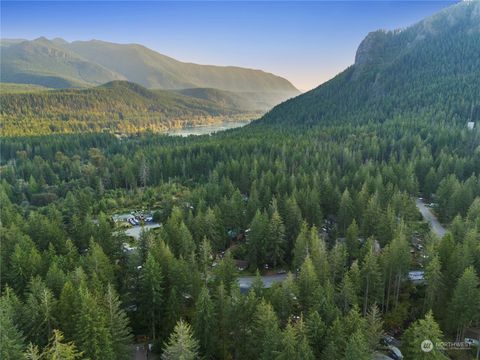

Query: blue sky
left=1, top=1, right=457, bottom=90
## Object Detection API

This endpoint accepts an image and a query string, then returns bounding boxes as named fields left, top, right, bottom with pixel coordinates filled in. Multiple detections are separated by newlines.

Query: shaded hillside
left=0, top=82, right=52, bottom=93
left=177, top=88, right=299, bottom=112
left=0, top=81, right=258, bottom=136
left=67, top=40, right=298, bottom=92
left=259, top=1, right=480, bottom=127
left=175, top=88, right=259, bottom=111
left=1, top=37, right=299, bottom=108
left=0, top=37, right=125, bottom=88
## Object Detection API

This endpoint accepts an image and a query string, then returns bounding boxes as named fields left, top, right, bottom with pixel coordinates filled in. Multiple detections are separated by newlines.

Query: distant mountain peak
left=354, top=0, right=479, bottom=73
left=51, top=37, right=69, bottom=45
left=354, top=30, right=389, bottom=68
left=260, top=1, right=479, bottom=127
left=1, top=36, right=299, bottom=109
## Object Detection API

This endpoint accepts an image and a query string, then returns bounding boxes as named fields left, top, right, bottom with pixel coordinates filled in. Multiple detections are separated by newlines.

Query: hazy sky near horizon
left=2, top=1, right=457, bottom=90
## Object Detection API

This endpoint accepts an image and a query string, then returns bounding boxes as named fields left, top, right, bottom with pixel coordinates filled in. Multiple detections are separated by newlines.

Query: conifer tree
left=295, top=319, right=315, bottom=360
left=0, top=294, right=26, bottom=360
left=330, top=242, right=347, bottom=285
left=139, top=253, right=164, bottom=341
left=305, top=310, right=326, bottom=358
left=198, top=237, right=213, bottom=284
left=297, top=256, right=319, bottom=312
left=277, top=322, right=297, bottom=360
left=338, top=189, right=355, bottom=235
left=252, top=301, right=281, bottom=360
left=104, top=284, right=133, bottom=360
left=361, top=248, right=381, bottom=316
left=45, top=261, right=67, bottom=298
left=82, top=239, right=115, bottom=286
left=213, top=282, right=231, bottom=358
left=424, top=255, right=443, bottom=313
left=75, top=288, right=114, bottom=360
left=365, top=304, right=384, bottom=352
left=322, top=318, right=347, bottom=360
left=213, top=252, right=238, bottom=293
left=402, top=311, right=444, bottom=360
left=251, top=269, right=265, bottom=298
left=270, top=272, right=297, bottom=324
left=344, top=330, right=371, bottom=360
left=23, top=277, right=57, bottom=347
left=345, top=220, right=360, bottom=263
left=57, top=281, right=78, bottom=341
left=246, top=210, right=269, bottom=269
left=310, top=226, right=330, bottom=286
left=267, top=208, right=286, bottom=268
left=193, top=287, right=215, bottom=358
left=339, top=264, right=360, bottom=312
left=448, top=266, right=480, bottom=340
left=162, top=320, right=199, bottom=360
left=363, top=194, right=381, bottom=237
left=24, top=330, right=83, bottom=360
left=164, top=287, right=183, bottom=340
left=292, top=221, right=310, bottom=271
left=282, top=195, right=303, bottom=257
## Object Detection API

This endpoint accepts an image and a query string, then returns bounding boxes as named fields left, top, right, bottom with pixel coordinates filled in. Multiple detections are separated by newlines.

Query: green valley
left=1, top=2, right=480, bottom=360
left=0, top=81, right=261, bottom=136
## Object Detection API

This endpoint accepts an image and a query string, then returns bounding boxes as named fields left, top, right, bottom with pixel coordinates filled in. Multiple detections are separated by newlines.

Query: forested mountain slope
left=260, top=0, right=480, bottom=127
left=0, top=82, right=52, bottom=93
left=66, top=40, right=298, bottom=93
left=0, top=81, right=259, bottom=135
left=0, top=37, right=299, bottom=108
left=1, top=2, right=480, bottom=360
left=175, top=88, right=273, bottom=112
left=0, top=37, right=125, bottom=88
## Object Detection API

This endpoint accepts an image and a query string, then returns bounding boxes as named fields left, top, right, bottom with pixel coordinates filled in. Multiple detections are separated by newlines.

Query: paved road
left=415, top=199, right=447, bottom=237
left=132, top=345, right=157, bottom=360
left=133, top=347, right=147, bottom=360
left=238, top=274, right=288, bottom=290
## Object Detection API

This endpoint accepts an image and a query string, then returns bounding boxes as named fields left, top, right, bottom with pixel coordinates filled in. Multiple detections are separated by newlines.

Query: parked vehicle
left=381, top=335, right=394, bottom=345
left=387, top=345, right=403, bottom=360
left=374, top=353, right=395, bottom=360
left=465, top=338, right=479, bottom=347
left=414, top=243, right=423, bottom=251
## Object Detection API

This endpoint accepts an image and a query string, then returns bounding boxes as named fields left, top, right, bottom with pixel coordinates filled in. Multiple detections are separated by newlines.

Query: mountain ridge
left=258, top=0, right=480, bottom=127
left=0, top=37, right=299, bottom=109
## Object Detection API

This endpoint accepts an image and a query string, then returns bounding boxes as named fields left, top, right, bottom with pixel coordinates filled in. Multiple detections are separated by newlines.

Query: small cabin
left=408, top=270, right=425, bottom=284
left=234, top=259, right=249, bottom=271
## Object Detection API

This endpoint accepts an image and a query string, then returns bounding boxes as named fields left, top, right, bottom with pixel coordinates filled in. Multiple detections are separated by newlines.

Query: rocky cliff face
left=352, top=1, right=479, bottom=80
left=259, top=1, right=480, bottom=127
left=354, top=30, right=389, bottom=69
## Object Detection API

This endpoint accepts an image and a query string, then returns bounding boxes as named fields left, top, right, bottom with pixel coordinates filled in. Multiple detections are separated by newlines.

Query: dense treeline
left=1, top=113, right=480, bottom=359
left=261, top=2, right=480, bottom=128
left=2, top=2, right=480, bottom=359
left=0, top=81, right=256, bottom=136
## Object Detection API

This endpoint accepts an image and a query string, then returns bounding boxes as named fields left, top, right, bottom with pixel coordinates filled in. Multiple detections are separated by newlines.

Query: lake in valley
left=166, top=121, right=251, bottom=136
